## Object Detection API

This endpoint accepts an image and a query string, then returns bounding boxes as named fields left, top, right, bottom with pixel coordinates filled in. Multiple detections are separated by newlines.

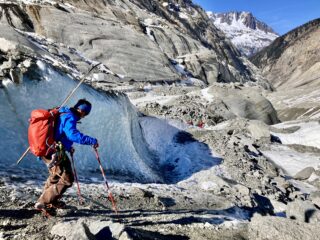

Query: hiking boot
left=35, top=202, right=55, bottom=218
left=51, top=200, right=66, bottom=209
left=34, top=202, right=45, bottom=210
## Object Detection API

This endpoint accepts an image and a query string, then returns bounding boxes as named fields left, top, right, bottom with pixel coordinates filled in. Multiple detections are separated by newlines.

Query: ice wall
left=0, top=61, right=222, bottom=184
left=0, top=62, right=161, bottom=182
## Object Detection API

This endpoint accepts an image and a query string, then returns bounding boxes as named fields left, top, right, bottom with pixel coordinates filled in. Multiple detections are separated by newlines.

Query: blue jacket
left=54, top=107, right=97, bottom=152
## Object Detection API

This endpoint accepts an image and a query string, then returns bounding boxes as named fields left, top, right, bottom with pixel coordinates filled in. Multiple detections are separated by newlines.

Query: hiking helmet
left=74, top=99, right=92, bottom=115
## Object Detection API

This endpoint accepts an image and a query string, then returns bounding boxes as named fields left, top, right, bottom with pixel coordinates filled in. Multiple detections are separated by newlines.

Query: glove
left=70, top=147, right=75, bottom=154
left=93, top=141, right=99, bottom=149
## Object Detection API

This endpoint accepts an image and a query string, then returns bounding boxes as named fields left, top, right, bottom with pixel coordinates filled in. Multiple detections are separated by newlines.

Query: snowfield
left=208, top=11, right=279, bottom=56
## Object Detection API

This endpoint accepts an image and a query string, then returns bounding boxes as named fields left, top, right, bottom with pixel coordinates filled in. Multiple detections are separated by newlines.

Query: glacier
left=0, top=61, right=221, bottom=183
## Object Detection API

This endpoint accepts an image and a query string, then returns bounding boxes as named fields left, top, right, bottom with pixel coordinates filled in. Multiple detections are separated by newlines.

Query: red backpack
left=28, top=107, right=61, bottom=157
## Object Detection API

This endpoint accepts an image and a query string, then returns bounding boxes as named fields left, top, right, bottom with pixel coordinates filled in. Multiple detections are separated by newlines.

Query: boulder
left=178, top=168, right=232, bottom=194
left=286, top=199, right=320, bottom=223
left=21, top=59, right=33, bottom=68
left=247, top=120, right=270, bottom=140
left=207, top=85, right=280, bottom=125
left=119, top=231, right=133, bottom=240
left=0, top=58, right=16, bottom=71
left=109, top=222, right=126, bottom=239
left=51, top=219, right=96, bottom=240
left=309, top=191, right=320, bottom=208
left=235, top=184, right=250, bottom=196
left=248, top=214, right=320, bottom=240
left=87, top=220, right=113, bottom=236
left=293, top=167, right=315, bottom=180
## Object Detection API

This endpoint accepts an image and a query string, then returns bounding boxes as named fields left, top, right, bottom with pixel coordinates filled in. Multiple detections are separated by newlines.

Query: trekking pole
left=70, top=150, right=84, bottom=205
left=93, top=147, right=118, bottom=214
left=17, top=148, right=30, bottom=165
left=17, top=63, right=101, bottom=165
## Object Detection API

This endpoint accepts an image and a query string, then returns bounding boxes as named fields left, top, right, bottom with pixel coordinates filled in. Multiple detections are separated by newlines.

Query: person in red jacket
left=35, top=99, right=98, bottom=211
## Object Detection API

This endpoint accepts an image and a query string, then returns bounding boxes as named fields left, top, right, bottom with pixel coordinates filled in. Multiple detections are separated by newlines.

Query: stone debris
left=286, top=199, right=320, bottom=223
left=248, top=214, right=320, bottom=240
left=51, top=219, right=96, bottom=240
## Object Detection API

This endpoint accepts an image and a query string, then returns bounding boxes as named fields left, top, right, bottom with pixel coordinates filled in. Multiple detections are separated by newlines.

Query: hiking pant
left=38, top=154, right=74, bottom=205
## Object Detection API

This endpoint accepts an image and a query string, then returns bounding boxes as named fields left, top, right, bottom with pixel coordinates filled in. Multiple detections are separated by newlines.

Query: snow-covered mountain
left=208, top=11, right=279, bottom=57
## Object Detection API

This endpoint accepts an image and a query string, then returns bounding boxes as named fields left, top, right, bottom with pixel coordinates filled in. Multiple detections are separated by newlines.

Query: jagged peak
left=208, top=11, right=277, bottom=34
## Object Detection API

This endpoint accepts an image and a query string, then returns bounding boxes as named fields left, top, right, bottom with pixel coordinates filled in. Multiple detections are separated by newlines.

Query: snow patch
left=262, top=145, right=320, bottom=176
left=179, top=12, right=189, bottom=19
left=272, top=120, right=320, bottom=149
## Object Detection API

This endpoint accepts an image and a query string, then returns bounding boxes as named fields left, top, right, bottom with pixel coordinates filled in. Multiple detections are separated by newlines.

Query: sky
left=193, top=0, right=320, bottom=35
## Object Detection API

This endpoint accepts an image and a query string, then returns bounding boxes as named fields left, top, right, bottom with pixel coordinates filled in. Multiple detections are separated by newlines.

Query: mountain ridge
left=251, top=18, right=320, bottom=120
left=250, top=18, right=320, bottom=89
left=208, top=11, right=279, bottom=57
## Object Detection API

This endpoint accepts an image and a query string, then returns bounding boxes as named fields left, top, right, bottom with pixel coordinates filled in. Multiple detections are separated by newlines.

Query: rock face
left=207, top=85, right=280, bottom=125
left=250, top=18, right=320, bottom=121
left=0, top=4, right=36, bottom=54
left=251, top=18, right=320, bottom=90
left=0, top=0, right=270, bottom=88
left=208, top=11, right=279, bottom=57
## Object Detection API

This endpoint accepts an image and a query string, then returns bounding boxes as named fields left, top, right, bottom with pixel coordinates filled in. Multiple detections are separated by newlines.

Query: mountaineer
left=34, top=99, right=98, bottom=211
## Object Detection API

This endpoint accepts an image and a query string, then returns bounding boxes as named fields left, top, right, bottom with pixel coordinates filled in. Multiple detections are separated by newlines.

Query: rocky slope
left=251, top=18, right=320, bottom=120
left=208, top=11, right=279, bottom=57
left=251, top=18, right=320, bottom=89
left=0, top=0, right=271, bottom=88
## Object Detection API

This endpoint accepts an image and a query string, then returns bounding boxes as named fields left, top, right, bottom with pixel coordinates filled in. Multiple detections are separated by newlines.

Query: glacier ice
left=0, top=61, right=221, bottom=183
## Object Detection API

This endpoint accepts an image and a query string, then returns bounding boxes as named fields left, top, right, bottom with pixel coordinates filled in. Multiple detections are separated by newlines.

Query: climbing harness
left=93, top=147, right=118, bottom=214
left=47, top=142, right=66, bottom=169
left=47, top=142, right=83, bottom=204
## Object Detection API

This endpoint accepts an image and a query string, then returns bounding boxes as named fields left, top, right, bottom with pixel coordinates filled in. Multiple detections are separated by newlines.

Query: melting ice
left=0, top=61, right=221, bottom=183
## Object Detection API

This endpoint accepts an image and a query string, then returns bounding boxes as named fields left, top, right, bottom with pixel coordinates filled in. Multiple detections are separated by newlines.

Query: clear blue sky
left=193, top=0, right=320, bottom=35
